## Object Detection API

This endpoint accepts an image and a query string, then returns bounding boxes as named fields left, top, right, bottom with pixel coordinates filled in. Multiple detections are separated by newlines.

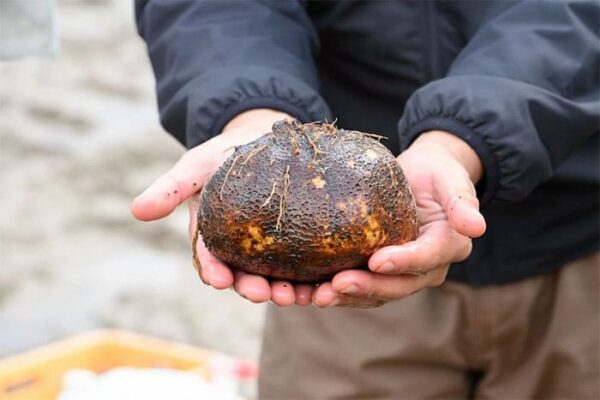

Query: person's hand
left=310, top=130, right=487, bottom=308
left=131, top=109, right=316, bottom=305
left=132, top=118, right=486, bottom=309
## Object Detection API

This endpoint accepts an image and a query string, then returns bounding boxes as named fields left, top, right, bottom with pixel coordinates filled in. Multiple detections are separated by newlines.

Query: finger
left=294, top=284, right=314, bottom=306
left=311, top=282, right=341, bottom=307
left=131, top=146, right=222, bottom=222
left=311, top=277, right=388, bottom=308
left=335, top=296, right=387, bottom=308
left=233, top=270, right=271, bottom=303
left=312, top=278, right=390, bottom=308
left=192, top=237, right=210, bottom=285
left=369, top=222, right=472, bottom=274
left=434, top=168, right=486, bottom=238
left=198, top=239, right=233, bottom=289
left=270, top=281, right=296, bottom=306
left=445, top=193, right=486, bottom=238
left=332, top=267, right=448, bottom=300
left=188, top=196, right=200, bottom=239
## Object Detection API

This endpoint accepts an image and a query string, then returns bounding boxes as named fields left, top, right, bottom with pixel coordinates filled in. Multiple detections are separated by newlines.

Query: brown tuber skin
left=194, top=119, right=418, bottom=282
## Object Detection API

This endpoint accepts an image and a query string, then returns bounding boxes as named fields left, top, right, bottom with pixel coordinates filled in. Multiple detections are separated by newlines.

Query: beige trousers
left=259, top=253, right=600, bottom=399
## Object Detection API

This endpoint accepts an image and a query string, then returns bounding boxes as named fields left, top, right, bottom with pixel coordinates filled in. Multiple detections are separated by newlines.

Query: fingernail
left=464, top=196, right=480, bottom=208
left=328, top=298, right=340, bottom=307
left=467, top=208, right=483, bottom=219
left=340, top=284, right=359, bottom=294
left=376, top=261, right=395, bottom=273
left=205, top=265, right=215, bottom=285
left=211, top=276, right=228, bottom=288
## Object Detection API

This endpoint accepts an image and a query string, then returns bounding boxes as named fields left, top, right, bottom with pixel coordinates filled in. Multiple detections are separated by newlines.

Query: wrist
left=222, top=109, right=293, bottom=135
left=410, top=130, right=483, bottom=184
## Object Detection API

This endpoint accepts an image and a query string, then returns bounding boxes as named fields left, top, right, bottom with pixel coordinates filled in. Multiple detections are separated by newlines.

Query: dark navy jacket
left=136, top=0, right=599, bottom=286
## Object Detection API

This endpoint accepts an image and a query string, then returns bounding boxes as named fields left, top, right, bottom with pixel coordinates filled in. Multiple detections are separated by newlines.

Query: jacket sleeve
left=398, top=0, right=599, bottom=205
left=135, top=0, right=331, bottom=148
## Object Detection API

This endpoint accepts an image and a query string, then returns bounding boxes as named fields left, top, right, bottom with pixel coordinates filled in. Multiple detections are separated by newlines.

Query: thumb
left=131, top=146, right=222, bottom=221
left=445, top=193, right=486, bottom=238
left=435, top=166, right=486, bottom=238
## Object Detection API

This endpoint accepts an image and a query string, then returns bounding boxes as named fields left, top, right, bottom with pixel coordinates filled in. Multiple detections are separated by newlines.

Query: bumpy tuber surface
left=194, top=119, right=418, bottom=282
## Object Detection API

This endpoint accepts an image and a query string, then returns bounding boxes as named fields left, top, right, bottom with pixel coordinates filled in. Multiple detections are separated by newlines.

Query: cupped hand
left=132, top=119, right=486, bottom=309
left=311, top=130, right=487, bottom=308
left=131, top=109, right=312, bottom=306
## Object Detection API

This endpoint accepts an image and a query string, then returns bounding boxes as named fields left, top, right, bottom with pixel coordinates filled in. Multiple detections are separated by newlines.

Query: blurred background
left=0, top=0, right=265, bottom=362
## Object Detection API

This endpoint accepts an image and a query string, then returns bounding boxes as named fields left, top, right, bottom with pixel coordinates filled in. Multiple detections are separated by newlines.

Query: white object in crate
left=56, top=367, right=243, bottom=400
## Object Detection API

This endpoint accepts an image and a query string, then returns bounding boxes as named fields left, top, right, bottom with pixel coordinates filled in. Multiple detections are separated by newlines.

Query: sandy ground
left=0, top=0, right=265, bottom=361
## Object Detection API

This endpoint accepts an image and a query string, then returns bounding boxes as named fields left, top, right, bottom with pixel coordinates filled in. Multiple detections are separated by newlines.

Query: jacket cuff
left=180, top=66, right=332, bottom=149
left=399, top=115, right=500, bottom=205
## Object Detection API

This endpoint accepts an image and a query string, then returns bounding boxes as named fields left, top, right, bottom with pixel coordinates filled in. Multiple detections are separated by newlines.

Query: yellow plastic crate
left=0, top=330, right=250, bottom=400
